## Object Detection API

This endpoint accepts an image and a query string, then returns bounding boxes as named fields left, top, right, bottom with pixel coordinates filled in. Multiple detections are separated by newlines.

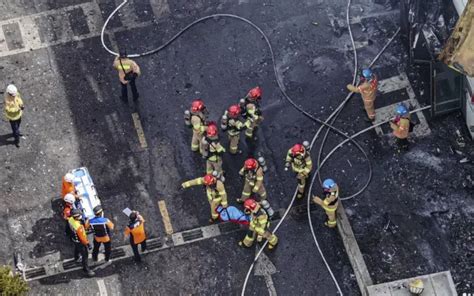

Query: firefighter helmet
left=6, top=84, right=18, bottom=96
left=191, top=99, right=205, bottom=112
left=395, top=103, right=409, bottom=116
left=247, top=87, right=262, bottom=100
left=64, top=193, right=75, bottom=204
left=71, top=208, right=82, bottom=219
left=243, top=198, right=258, bottom=212
left=323, top=179, right=336, bottom=190
left=206, top=122, right=218, bottom=138
left=64, top=173, right=75, bottom=183
left=244, top=158, right=258, bottom=170
left=362, top=68, right=373, bottom=79
left=93, top=205, right=103, bottom=215
left=203, top=174, right=217, bottom=186
left=290, top=143, right=305, bottom=156
left=228, top=105, right=241, bottom=118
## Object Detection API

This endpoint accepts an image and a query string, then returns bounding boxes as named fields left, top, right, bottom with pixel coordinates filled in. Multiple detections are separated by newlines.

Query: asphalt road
left=0, top=0, right=472, bottom=295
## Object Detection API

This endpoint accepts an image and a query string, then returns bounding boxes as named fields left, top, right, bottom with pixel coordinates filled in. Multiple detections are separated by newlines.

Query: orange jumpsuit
left=61, top=176, right=76, bottom=198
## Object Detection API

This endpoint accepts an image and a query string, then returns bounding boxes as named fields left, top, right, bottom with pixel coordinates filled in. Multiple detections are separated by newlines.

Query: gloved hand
left=252, top=187, right=258, bottom=193
left=284, top=162, right=290, bottom=171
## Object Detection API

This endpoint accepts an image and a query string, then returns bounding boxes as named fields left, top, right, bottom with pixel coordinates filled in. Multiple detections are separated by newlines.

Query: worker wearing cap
left=312, top=179, right=339, bottom=228
left=4, top=84, right=24, bottom=147
left=347, top=68, right=378, bottom=122
left=124, top=211, right=147, bottom=262
left=181, top=174, right=228, bottom=222
left=113, top=49, right=140, bottom=101
left=85, top=205, right=114, bottom=262
left=390, top=103, right=411, bottom=152
left=68, top=209, right=94, bottom=277
left=239, top=198, right=278, bottom=250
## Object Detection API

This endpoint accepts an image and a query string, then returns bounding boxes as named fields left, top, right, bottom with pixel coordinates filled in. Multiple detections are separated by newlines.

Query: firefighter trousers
left=242, top=229, right=278, bottom=248
left=228, top=133, right=240, bottom=154
left=363, top=98, right=375, bottom=120
left=296, top=173, right=309, bottom=196
left=323, top=206, right=338, bottom=228
left=241, top=181, right=267, bottom=201
left=206, top=159, right=223, bottom=174
left=209, top=197, right=223, bottom=220
left=191, top=131, right=204, bottom=153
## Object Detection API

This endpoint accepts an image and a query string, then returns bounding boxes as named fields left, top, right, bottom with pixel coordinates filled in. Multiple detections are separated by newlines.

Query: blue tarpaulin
left=216, top=205, right=250, bottom=225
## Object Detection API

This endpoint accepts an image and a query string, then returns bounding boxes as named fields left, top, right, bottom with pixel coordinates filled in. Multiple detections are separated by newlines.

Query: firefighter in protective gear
left=181, top=174, right=228, bottom=222
left=237, top=158, right=267, bottom=203
left=312, top=179, right=339, bottom=228
left=4, top=84, right=24, bottom=147
left=347, top=68, right=378, bottom=121
left=189, top=99, right=208, bottom=153
left=239, top=199, right=278, bottom=250
left=113, top=49, right=141, bottom=101
left=202, top=123, right=225, bottom=174
left=124, top=211, right=147, bottom=262
left=62, top=172, right=77, bottom=199
left=285, top=143, right=313, bottom=198
left=224, top=105, right=249, bottom=154
left=242, top=87, right=263, bottom=139
left=85, top=205, right=114, bottom=262
left=390, top=103, right=411, bottom=151
left=68, top=209, right=95, bottom=277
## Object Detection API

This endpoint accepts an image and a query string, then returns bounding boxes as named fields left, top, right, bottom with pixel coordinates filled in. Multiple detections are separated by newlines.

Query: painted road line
left=97, top=279, right=108, bottom=296
left=158, top=200, right=174, bottom=235
left=131, top=112, right=148, bottom=149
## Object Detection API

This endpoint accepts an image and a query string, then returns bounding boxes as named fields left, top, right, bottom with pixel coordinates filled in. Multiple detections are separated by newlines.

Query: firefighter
left=237, top=158, right=267, bottom=203
left=113, top=49, right=141, bottom=101
left=124, top=211, right=147, bottom=262
left=347, top=68, right=378, bottom=122
left=4, top=84, right=24, bottom=148
left=68, top=209, right=94, bottom=277
left=285, top=143, right=313, bottom=198
left=202, top=122, right=225, bottom=175
left=239, top=198, right=278, bottom=250
left=312, top=179, right=339, bottom=228
left=85, top=205, right=114, bottom=262
left=222, top=104, right=249, bottom=154
left=181, top=173, right=228, bottom=222
left=390, top=103, right=411, bottom=152
left=241, top=87, right=263, bottom=139
left=187, top=99, right=208, bottom=154
left=61, top=172, right=77, bottom=199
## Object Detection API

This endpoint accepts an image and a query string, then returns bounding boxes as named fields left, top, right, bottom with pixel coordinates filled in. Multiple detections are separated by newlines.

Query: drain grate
left=146, top=240, right=163, bottom=250
left=63, top=260, right=81, bottom=270
left=182, top=229, right=203, bottom=242
left=25, top=267, right=46, bottom=279
left=218, top=222, right=240, bottom=233
left=110, top=248, right=126, bottom=259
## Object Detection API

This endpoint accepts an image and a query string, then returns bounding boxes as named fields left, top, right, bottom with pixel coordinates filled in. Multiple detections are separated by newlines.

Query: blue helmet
left=395, top=103, right=409, bottom=116
left=322, top=179, right=336, bottom=190
left=362, top=68, right=373, bottom=79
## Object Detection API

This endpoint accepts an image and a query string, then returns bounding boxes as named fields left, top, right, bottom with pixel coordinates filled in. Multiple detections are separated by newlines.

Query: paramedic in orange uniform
left=124, top=211, right=147, bottom=262
left=62, top=172, right=77, bottom=199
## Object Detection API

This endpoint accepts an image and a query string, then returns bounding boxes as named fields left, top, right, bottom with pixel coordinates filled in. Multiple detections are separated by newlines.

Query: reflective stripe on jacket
left=249, top=208, right=269, bottom=235
left=68, top=217, right=89, bottom=245
left=286, top=151, right=313, bottom=174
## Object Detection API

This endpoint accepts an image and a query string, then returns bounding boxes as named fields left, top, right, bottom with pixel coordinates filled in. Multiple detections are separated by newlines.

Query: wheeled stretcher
left=71, top=167, right=101, bottom=220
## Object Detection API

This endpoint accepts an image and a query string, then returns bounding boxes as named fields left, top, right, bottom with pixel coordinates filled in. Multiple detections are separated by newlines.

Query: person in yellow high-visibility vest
left=285, top=143, right=313, bottom=198
left=239, top=198, right=278, bottom=250
left=312, top=179, right=339, bottom=228
left=4, top=84, right=24, bottom=148
left=181, top=174, right=228, bottom=222
left=113, top=50, right=141, bottom=101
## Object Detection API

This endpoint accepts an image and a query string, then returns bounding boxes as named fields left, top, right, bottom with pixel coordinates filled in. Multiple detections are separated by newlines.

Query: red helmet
left=191, top=99, right=205, bottom=112
left=291, top=143, right=305, bottom=156
left=244, top=158, right=258, bottom=170
left=228, top=105, right=241, bottom=118
left=243, top=198, right=258, bottom=212
left=248, top=87, right=262, bottom=100
left=206, top=122, right=218, bottom=138
left=203, top=174, right=217, bottom=186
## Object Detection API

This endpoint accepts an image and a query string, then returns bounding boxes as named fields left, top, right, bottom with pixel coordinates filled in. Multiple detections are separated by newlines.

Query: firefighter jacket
left=347, top=77, right=378, bottom=102
left=249, top=208, right=269, bottom=236
left=124, top=215, right=146, bottom=245
left=68, top=217, right=89, bottom=245
left=286, top=151, right=313, bottom=175
left=239, top=166, right=264, bottom=192
left=227, top=118, right=248, bottom=136
left=205, top=138, right=225, bottom=162
left=390, top=116, right=410, bottom=139
left=113, top=57, right=141, bottom=84
left=86, top=217, right=115, bottom=243
left=191, top=112, right=207, bottom=135
left=4, top=94, right=24, bottom=121
left=245, top=100, right=262, bottom=122
left=182, top=178, right=228, bottom=207
left=320, top=186, right=339, bottom=212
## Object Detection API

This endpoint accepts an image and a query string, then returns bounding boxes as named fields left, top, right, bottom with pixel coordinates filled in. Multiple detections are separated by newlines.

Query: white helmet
left=64, top=193, right=75, bottom=204
left=6, top=84, right=18, bottom=96
left=64, top=173, right=75, bottom=183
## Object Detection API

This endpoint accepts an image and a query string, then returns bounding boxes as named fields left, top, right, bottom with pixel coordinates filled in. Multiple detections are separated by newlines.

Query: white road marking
left=97, top=279, right=108, bottom=296
left=254, top=249, right=278, bottom=296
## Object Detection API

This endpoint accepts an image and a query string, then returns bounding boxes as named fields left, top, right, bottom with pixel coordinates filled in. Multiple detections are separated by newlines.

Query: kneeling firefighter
left=239, top=198, right=278, bottom=250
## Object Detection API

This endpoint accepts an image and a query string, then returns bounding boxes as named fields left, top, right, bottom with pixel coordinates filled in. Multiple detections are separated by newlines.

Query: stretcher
left=71, top=167, right=101, bottom=219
